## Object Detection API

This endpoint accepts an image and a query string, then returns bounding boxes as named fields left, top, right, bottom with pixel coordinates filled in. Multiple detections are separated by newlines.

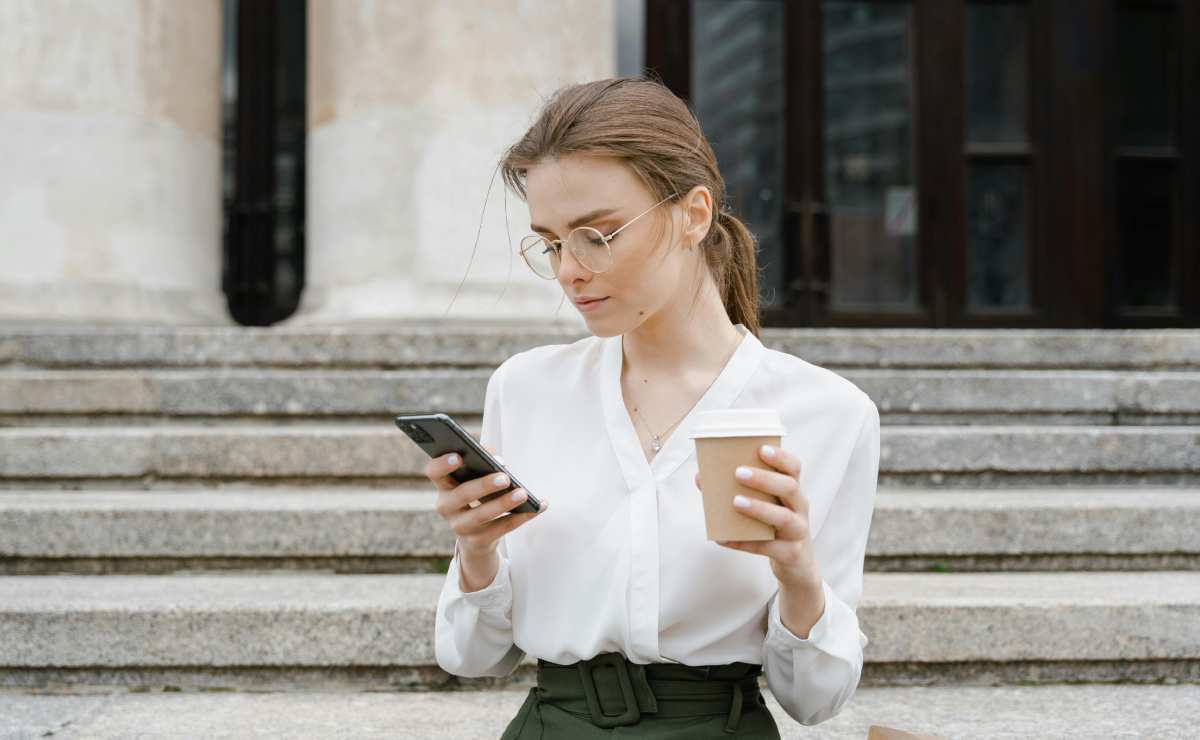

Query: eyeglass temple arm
left=604, top=192, right=680, bottom=241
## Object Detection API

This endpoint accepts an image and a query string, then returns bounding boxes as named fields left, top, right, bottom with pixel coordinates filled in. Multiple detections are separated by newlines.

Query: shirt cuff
left=766, top=579, right=835, bottom=650
left=449, top=540, right=513, bottom=611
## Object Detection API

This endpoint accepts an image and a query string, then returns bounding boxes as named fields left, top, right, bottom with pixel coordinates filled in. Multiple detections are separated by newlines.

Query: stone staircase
left=1, top=323, right=1198, bottom=738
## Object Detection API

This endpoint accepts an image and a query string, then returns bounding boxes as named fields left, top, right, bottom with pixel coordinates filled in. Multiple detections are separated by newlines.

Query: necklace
left=627, top=329, right=743, bottom=456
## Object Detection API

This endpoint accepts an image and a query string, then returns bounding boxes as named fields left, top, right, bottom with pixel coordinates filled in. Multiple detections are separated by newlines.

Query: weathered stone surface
left=3, top=424, right=1198, bottom=481
left=2, top=368, right=1199, bottom=418
left=0, top=488, right=1195, bottom=565
left=2, top=684, right=1199, bottom=740
left=0, top=572, right=1196, bottom=667
left=2, top=325, right=1197, bottom=369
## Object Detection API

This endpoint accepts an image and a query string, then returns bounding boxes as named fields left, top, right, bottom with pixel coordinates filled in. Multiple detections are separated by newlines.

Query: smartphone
left=394, top=412, right=542, bottom=515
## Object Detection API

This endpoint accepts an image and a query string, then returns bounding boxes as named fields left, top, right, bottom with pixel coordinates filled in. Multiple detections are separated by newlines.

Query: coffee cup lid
left=688, top=408, right=786, bottom=438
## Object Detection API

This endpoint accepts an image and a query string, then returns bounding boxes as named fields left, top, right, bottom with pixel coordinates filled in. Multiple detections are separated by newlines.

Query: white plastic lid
left=688, top=408, right=785, bottom=438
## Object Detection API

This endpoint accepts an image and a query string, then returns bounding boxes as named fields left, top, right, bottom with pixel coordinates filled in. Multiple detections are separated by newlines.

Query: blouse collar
left=599, top=322, right=766, bottom=489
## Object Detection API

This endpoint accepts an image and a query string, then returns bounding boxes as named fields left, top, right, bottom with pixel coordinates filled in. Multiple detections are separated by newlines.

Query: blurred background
left=0, top=3, right=1197, bottom=739
left=2, top=0, right=1194, bottom=328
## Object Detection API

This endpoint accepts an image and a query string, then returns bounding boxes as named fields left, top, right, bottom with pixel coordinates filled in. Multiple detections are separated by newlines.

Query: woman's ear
left=680, top=185, right=714, bottom=247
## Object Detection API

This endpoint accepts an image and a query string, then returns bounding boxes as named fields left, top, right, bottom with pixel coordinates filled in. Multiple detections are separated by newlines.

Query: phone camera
left=401, top=423, right=435, bottom=444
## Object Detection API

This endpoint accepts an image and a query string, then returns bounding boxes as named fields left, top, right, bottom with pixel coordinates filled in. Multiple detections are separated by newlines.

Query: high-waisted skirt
left=499, top=651, right=782, bottom=739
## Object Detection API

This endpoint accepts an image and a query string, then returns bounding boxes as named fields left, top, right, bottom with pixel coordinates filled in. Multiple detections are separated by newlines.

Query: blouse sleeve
left=762, top=396, right=881, bottom=726
left=433, top=360, right=526, bottom=677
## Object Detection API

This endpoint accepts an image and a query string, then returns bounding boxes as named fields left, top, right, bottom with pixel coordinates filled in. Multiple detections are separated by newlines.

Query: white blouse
left=435, top=322, right=881, bottom=727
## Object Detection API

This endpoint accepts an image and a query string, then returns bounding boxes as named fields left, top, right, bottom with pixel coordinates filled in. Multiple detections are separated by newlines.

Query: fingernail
left=492, top=473, right=508, bottom=486
left=761, top=445, right=774, bottom=458
left=735, top=466, right=752, bottom=480
left=733, top=494, right=750, bottom=508
left=447, top=454, right=459, bottom=466
left=511, top=489, right=525, bottom=501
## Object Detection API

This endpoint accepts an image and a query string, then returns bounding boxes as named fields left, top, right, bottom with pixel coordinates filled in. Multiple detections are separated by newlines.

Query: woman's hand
left=694, top=443, right=821, bottom=591
left=427, top=443, right=547, bottom=562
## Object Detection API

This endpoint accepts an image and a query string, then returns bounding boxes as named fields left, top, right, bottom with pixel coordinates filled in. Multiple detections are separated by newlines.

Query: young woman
left=426, top=77, right=881, bottom=738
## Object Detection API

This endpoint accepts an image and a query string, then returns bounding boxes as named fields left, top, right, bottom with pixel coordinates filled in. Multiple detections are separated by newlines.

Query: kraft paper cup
left=689, top=408, right=787, bottom=542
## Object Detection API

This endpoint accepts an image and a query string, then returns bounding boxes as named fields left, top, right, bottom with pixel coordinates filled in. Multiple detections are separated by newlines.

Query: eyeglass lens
left=520, top=227, right=611, bottom=279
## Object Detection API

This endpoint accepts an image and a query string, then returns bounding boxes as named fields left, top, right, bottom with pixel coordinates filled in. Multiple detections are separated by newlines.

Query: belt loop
left=627, top=661, right=659, bottom=713
left=723, top=678, right=745, bottom=735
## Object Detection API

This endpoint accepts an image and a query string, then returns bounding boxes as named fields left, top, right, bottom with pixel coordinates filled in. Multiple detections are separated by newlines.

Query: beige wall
left=291, top=0, right=615, bottom=326
left=0, top=0, right=616, bottom=326
left=0, top=0, right=227, bottom=324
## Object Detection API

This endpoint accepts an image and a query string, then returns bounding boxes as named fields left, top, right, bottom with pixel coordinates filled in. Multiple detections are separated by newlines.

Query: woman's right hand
left=426, top=444, right=548, bottom=561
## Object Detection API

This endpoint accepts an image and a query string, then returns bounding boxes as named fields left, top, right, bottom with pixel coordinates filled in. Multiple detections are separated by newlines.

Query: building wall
left=0, top=0, right=618, bottom=327
left=0, top=0, right=226, bottom=324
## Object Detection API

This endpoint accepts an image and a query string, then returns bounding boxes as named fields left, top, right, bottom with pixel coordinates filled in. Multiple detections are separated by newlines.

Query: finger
left=476, top=507, right=542, bottom=540
left=456, top=486, right=549, bottom=534
left=716, top=539, right=779, bottom=557
left=428, top=452, right=466, bottom=492
left=758, top=444, right=800, bottom=478
left=451, top=469, right=516, bottom=512
left=734, top=464, right=805, bottom=513
left=455, top=487, right=530, bottom=530
left=731, top=495, right=807, bottom=540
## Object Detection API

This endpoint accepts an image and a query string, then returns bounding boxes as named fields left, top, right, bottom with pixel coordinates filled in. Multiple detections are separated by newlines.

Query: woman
left=426, top=77, right=881, bottom=738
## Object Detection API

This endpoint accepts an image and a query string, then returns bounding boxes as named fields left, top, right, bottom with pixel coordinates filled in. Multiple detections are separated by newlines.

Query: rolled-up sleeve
left=433, top=360, right=526, bottom=677
left=762, top=396, right=881, bottom=725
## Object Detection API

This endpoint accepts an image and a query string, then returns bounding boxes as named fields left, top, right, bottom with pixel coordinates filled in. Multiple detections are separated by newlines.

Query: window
left=646, top=0, right=1200, bottom=328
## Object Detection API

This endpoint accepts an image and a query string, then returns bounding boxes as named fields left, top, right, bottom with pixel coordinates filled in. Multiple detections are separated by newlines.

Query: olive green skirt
left=499, top=652, right=781, bottom=739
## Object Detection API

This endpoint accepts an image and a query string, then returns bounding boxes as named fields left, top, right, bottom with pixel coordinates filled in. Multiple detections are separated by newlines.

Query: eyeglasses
left=519, top=192, right=679, bottom=280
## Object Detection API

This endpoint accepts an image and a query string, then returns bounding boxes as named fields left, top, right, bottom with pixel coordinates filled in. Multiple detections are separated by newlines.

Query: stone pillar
left=0, top=0, right=228, bottom=324
left=291, top=0, right=615, bottom=326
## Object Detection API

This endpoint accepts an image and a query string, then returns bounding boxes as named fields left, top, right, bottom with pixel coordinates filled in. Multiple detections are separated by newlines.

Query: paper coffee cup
left=689, top=409, right=787, bottom=542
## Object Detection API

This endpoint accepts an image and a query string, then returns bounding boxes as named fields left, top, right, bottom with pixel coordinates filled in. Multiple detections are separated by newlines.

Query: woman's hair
left=497, top=75, right=762, bottom=338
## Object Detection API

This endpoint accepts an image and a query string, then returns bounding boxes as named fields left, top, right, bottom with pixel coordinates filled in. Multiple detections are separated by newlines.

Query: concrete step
left=2, top=368, right=1199, bottom=425
left=2, top=683, right=1197, bottom=740
left=1, top=572, right=1197, bottom=689
left=3, top=324, right=1198, bottom=370
left=1, top=488, right=1197, bottom=574
left=2, top=424, right=1199, bottom=487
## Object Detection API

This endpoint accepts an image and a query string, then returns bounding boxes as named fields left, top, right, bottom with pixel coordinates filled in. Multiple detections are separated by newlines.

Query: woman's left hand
left=694, top=443, right=821, bottom=591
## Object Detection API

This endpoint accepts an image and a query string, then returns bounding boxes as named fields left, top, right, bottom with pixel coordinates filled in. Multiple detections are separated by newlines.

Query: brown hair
left=496, top=75, right=761, bottom=338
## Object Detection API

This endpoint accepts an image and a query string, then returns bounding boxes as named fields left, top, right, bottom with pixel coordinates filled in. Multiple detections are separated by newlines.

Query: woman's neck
left=620, top=295, right=742, bottom=380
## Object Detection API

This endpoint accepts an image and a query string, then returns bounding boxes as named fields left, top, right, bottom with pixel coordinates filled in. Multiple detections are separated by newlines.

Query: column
left=292, top=0, right=615, bottom=325
left=0, top=0, right=227, bottom=324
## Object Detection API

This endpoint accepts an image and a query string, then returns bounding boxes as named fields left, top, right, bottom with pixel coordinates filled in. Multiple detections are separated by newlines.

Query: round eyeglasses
left=519, top=193, right=679, bottom=280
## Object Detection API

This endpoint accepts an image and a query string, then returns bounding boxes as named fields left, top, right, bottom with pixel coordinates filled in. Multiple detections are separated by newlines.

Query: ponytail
left=701, top=209, right=761, bottom=337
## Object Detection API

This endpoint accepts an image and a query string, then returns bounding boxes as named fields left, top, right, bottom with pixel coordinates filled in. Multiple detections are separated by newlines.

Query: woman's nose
left=555, top=243, right=592, bottom=282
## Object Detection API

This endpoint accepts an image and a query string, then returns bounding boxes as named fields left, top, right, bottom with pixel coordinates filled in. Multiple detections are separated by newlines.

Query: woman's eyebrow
left=530, top=207, right=618, bottom=234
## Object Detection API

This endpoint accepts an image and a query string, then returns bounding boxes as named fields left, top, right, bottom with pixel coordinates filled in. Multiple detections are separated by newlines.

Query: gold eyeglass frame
left=519, top=192, right=680, bottom=279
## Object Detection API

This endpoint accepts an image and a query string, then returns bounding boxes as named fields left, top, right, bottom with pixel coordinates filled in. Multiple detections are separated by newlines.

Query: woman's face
left=525, top=153, right=704, bottom=335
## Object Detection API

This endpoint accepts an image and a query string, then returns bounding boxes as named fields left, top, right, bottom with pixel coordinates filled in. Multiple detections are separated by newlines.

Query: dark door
left=646, top=0, right=1199, bottom=328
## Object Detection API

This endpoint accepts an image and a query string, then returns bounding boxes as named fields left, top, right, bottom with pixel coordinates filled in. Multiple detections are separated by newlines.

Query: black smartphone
left=393, top=412, right=542, bottom=515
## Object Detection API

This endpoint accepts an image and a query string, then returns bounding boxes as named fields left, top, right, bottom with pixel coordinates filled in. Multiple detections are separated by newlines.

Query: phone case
left=393, top=412, right=541, bottom=514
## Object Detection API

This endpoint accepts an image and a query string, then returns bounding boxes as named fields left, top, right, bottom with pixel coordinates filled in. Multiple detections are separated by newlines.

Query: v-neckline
left=599, top=323, right=766, bottom=490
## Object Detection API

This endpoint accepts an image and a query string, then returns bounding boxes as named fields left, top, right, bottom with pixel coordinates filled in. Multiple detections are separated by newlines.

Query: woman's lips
left=576, top=297, right=609, bottom=312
